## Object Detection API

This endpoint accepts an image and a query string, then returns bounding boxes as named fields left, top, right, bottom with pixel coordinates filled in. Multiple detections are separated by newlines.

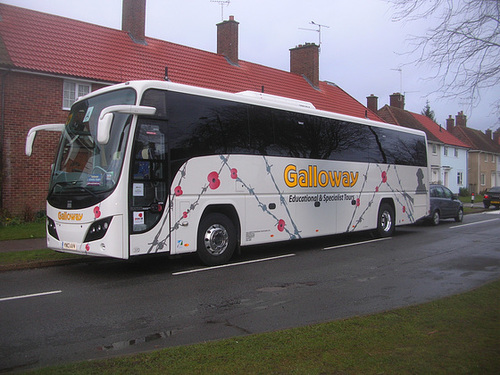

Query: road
left=1, top=210, right=499, bottom=372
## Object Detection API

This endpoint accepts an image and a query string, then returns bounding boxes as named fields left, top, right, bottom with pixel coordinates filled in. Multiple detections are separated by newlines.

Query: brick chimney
left=446, top=115, right=455, bottom=131
left=494, top=128, right=500, bottom=145
left=122, top=0, right=146, bottom=44
left=366, top=94, right=378, bottom=113
left=456, top=111, right=467, bottom=127
left=389, top=93, right=405, bottom=109
left=217, top=15, right=239, bottom=64
left=486, top=129, right=492, bottom=140
left=290, top=43, right=319, bottom=88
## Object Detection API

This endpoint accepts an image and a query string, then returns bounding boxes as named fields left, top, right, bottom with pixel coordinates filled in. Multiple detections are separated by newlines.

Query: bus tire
left=197, top=213, right=237, bottom=266
left=376, top=203, right=395, bottom=237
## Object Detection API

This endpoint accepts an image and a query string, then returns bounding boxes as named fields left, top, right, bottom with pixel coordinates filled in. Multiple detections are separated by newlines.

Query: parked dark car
left=428, top=184, right=463, bottom=225
left=483, top=186, right=500, bottom=209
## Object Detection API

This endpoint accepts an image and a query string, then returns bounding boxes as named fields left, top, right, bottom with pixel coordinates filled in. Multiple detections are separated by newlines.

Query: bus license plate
left=63, top=242, right=77, bottom=250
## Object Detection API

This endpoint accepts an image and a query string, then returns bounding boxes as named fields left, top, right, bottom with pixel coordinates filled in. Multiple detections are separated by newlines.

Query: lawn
left=0, top=220, right=45, bottom=241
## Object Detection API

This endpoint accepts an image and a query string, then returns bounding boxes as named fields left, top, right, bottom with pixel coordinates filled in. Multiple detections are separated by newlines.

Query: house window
left=63, top=80, right=91, bottom=109
left=444, top=146, right=448, bottom=156
left=454, top=148, right=459, bottom=157
left=480, top=173, right=486, bottom=186
left=484, top=153, right=488, bottom=162
left=432, top=144, right=437, bottom=155
left=457, top=172, right=463, bottom=185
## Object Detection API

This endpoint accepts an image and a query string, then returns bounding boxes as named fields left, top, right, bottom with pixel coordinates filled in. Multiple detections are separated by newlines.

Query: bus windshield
left=48, top=88, right=137, bottom=209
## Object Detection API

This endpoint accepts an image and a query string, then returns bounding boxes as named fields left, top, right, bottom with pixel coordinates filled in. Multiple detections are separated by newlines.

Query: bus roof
left=78, top=80, right=428, bottom=139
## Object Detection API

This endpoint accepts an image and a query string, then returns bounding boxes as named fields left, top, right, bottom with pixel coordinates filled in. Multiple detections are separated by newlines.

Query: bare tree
left=389, top=0, right=500, bottom=116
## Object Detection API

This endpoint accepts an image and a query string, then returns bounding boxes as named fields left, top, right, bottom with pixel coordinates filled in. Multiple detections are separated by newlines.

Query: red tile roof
left=0, top=3, right=381, bottom=121
left=410, top=112, right=470, bottom=148
left=451, top=125, right=500, bottom=153
left=378, top=105, right=470, bottom=148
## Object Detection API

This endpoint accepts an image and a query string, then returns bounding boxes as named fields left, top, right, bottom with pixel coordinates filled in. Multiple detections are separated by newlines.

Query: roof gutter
left=0, top=67, right=115, bottom=86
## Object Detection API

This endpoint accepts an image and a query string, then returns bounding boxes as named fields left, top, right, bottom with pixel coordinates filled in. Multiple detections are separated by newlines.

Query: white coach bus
left=26, top=80, right=429, bottom=265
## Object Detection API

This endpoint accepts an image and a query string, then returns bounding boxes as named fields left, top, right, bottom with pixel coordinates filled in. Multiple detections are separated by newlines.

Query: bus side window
left=131, top=121, right=167, bottom=233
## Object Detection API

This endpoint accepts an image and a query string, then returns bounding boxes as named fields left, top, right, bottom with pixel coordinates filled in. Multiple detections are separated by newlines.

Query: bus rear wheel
left=197, top=213, right=237, bottom=266
left=377, top=203, right=395, bottom=237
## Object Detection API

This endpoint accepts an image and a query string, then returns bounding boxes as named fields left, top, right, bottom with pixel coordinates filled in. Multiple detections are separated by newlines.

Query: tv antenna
left=299, top=21, right=330, bottom=52
left=391, top=67, right=403, bottom=93
left=391, top=67, right=418, bottom=97
left=210, top=0, right=231, bottom=21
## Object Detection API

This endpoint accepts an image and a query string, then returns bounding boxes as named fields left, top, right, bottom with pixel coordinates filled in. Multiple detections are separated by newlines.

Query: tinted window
left=442, top=186, right=453, bottom=199
left=164, top=91, right=249, bottom=167
left=370, top=127, right=427, bottom=166
left=142, top=89, right=427, bottom=180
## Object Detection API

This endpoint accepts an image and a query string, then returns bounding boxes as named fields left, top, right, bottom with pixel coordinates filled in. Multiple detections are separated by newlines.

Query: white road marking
left=0, top=290, right=62, bottom=302
left=323, top=237, right=391, bottom=251
left=485, top=210, right=500, bottom=215
left=450, top=218, right=500, bottom=229
left=172, top=254, right=296, bottom=276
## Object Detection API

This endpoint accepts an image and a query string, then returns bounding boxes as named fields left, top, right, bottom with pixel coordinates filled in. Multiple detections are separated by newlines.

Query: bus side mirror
left=97, top=113, right=114, bottom=144
left=26, top=124, right=65, bottom=156
left=97, top=105, right=157, bottom=145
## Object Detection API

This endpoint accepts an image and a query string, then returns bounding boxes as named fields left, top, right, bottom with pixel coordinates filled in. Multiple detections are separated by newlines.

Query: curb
left=0, top=257, right=89, bottom=272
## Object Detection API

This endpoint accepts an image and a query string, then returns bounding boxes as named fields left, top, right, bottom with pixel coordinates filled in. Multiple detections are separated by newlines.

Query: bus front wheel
left=377, top=203, right=395, bottom=237
left=197, top=213, right=237, bottom=266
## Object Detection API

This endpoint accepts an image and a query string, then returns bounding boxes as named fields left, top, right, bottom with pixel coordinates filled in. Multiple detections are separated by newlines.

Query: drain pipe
left=0, top=70, right=9, bottom=210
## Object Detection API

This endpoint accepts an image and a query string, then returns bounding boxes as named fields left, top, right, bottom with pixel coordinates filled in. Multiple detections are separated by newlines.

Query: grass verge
left=0, top=249, right=85, bottom=271
left=0, top=221, right=45, bottom=241
left=29, top=279, right=500, bottom=375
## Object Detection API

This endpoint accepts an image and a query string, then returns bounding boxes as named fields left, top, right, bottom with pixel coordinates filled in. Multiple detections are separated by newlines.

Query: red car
left=483, top=187, right=500, bottom=209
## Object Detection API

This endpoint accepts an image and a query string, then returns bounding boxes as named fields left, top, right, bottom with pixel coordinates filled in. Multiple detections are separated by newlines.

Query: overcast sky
left=3, top=0, right=499, bottom=132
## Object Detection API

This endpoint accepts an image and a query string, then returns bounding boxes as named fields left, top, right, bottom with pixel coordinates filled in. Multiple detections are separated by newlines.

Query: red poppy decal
left=85, top=244, right=90, bottom=252
left=231, top=168, right=238, bottom=179
left=402, top=206, right=406, bottom=213
left=277, top=219, right=286, bottom=232
left=381, top=171, right=387, bottom=183
left=183, top=211, right=188, bottom=219
left=208, top=171, right=221, bottom=190
left=93, top=206, right=101, bottom=219
left=375, top=186, right=379, bottom=192
left=356, top=198, right=360, bottom=207
left=174, top=186, right=183, bottom=196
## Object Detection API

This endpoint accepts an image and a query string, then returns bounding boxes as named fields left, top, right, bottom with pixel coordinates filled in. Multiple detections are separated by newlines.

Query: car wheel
left=454, top=208, right=463, bottom=222
left=197, top=213, right=237, bottom=266
left=430, top=210, right=440, bottom=226
left=484, top=203, right=490, bottom=208
left=376, top=203, right=395, bottom=237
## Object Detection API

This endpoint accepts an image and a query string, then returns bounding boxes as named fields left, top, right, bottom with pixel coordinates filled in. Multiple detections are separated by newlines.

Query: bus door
left=129, top=120, right=169, bottom=255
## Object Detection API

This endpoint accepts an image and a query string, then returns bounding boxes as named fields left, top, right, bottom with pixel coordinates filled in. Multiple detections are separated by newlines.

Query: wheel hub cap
left=204, top=224, right=229, bottom=255
left=381, top=211, right=392, bottom=232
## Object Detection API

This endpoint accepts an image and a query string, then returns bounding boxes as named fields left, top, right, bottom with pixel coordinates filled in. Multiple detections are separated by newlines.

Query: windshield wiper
left=77, top=186, right=98, bottom=197
left=51, top=180, right=78, bottom=193
left=50, top=180, right=98, bottom=197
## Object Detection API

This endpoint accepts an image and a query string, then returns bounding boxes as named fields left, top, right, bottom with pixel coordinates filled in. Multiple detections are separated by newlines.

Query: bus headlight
left=47, top=217, right=59, bottom=240
left=84, top=217, right=112, bottom=242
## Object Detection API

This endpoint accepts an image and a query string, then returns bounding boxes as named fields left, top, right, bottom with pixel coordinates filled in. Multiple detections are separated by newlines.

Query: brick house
left=446, top=112, right=500, bottom=194
left=367, top=93, right=470, bottom=194
left=0, top=1, right=380, bottom=217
